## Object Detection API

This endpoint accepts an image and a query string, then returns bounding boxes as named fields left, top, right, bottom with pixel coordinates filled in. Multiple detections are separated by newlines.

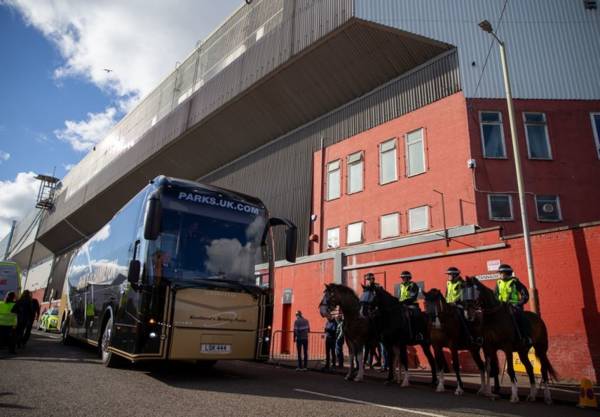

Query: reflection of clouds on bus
left=69, top=258, right=127, bottom=289
left=204, top=217, right=265, bottom=280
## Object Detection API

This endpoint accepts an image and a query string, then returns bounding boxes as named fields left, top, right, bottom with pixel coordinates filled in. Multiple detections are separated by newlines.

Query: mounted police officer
left=494, top=264, right=532, bottom=345
left=399, top=271, right=422, bottom=341
left=445, top=267, right=479, bottom=345
left=360, top=273, right=378, bottom=314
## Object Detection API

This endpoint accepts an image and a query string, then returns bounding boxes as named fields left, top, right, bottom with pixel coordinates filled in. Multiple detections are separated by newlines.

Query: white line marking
left=294, top=388, right=450, bottom=417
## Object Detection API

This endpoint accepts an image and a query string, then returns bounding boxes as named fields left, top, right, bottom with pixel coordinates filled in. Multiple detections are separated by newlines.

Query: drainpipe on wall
left=319, top=136, right=326, bottom=254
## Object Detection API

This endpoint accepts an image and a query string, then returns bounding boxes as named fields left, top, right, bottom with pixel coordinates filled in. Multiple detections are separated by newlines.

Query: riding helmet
left=364, top=272, right=375, bottom=281
left=497, top=264, right=513, bottom=275
left=400, top=271, right=412, bottom=280
left=445, top=266, right=460, bottom=276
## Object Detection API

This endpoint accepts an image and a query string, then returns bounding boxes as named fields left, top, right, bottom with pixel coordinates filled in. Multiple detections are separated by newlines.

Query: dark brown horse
left=423, top=288, right=495, bottom=395
left=319, top=283, right=369, bottom=381
left=464, top=277, right=557, bottom=404
left=363, top=285, right=437, bottom=387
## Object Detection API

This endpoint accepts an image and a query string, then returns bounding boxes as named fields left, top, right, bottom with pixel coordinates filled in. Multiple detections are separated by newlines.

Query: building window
left=488, top=194, right=513, bottom=221
left=379, top=139, right=397, bottom=184
left=326, top=227, right=340, bottom=249
left=327, top=160, right=341, bottom=200
left=524, top=112, right=552, bottom=159
left=380, top=213, right=399, bottom=239
left=591, top=113, right=600, bottom=159
left=406, top=128, right=426, bottom=176
left=408, top=206, right=429, bottom=233
left=347, top=222, right=364, bottom=244
left=347, top=151, right=364, bottom=194
left=535, top=195, right=562, bottom=222
left=480, top=111, right=506, bottom=158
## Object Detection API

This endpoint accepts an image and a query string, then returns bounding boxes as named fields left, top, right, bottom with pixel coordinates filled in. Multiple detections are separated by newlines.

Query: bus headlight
left=265, top=336, right=270, bottom=342
left=149, top=332, right=157, bottom=339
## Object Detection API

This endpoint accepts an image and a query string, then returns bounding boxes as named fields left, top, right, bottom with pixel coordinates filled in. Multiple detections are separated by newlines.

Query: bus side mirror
left=285, top=226, right=297, bottom=263
left=144, top=195, right=161, bottom=240
left=127, top=260, right=141, bottom=285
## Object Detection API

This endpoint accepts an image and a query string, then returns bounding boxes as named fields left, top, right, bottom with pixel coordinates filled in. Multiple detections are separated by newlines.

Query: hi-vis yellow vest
left=446, top=280, right=462, bottom=303
left=399, top=282, right=414, bottom=302
left=497, top=278, right=519, bottom=304
left=0, top=301, right=17, bottom=327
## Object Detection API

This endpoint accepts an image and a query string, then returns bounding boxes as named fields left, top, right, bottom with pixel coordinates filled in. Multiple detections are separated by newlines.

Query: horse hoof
left=401, top=381, right=410, bottom=388
left=384, top=380, right=393, bottom=386
left=436, top=386, right=445, bottom=393
left=510, top=395, right=520, bottom=404
left=344, top=375, right=351, bottom=381
left=544, top=398, right=553, bottom=406
left=454, top=388, right=464, bottom=396
left=527, top=395, right=536, bottom=402
left=353, top=377, right=363, bottom=382
left=476, top=388, right=485, bottom=396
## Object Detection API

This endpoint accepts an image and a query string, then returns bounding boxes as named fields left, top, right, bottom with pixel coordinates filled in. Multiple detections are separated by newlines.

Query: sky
left=0, top=0, right=243, bottom=239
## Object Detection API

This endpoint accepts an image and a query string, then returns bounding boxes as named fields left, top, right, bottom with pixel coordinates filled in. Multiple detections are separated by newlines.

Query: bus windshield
left=149, top=203, right=268, bottom=286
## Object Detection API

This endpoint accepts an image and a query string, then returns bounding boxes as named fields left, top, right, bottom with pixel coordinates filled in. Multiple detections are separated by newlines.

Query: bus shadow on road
left=0, top=333, right=101, bottom=365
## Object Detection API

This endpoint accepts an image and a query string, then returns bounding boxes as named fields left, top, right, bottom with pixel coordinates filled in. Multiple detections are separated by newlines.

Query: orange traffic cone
left=577, top=378, right=598, bottom=409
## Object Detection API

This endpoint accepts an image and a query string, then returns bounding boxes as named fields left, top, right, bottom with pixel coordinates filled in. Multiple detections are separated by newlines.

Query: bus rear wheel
left=100, top=315, right=123, bottom=368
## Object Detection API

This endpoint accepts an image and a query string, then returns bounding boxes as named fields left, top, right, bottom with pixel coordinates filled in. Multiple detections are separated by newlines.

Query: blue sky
left=0, top=0, right=242, bottom=238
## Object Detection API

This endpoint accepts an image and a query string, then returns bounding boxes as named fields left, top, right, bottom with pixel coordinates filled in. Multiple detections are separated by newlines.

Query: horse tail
left=527, top=312, right=559, bottom=382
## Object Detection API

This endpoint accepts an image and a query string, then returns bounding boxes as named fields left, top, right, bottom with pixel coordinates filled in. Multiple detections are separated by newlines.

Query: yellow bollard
left=577, top=378, right=598, bottom=409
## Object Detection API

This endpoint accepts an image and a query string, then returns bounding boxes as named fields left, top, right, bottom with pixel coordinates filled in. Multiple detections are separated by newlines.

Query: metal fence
left=270, top=331, right=327, bottom=367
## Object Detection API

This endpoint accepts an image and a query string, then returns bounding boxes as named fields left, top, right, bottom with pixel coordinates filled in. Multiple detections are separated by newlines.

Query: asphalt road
left=0, top=331, right=597, bottom=417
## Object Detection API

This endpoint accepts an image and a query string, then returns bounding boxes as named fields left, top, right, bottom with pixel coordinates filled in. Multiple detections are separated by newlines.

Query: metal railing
left=270, top=330, right=327, bottom=366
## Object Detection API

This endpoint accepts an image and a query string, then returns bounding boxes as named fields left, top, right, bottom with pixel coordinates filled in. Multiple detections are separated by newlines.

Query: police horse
left=319, top=283, right=369, bottom=381
left=362, top=285, right=437, bottom=387
left=423, top=288, right=498, bottom=396
left=464, top=277, right=557, bottom=404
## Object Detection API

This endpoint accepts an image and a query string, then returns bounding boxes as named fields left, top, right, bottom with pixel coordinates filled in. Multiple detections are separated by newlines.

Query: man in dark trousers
left=322, top=317, right=337, bottom=372
left=23, top=296, right=40, bottom=346
left=293, top=310, right=310, bottom=370
left=13, top=290, right=34, bottom=349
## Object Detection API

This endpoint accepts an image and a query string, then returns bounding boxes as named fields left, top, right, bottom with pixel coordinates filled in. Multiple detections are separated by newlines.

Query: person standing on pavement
left=322, top=317, right=337, bottom=371
left=13, top=290, right=34, bottom=349
left=23, top=296, right=40, bottom=346
left=0, top=292, right=17, bottom=353
left=293, top=310, right=310, bottom=370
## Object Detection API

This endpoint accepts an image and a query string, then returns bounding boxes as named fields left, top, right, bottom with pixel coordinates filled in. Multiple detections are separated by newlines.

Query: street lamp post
left=478, top=20, right=540, bottom=315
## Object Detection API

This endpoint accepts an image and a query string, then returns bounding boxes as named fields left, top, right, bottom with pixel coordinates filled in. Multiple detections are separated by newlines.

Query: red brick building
left=272, top=92, right=600, bottom=382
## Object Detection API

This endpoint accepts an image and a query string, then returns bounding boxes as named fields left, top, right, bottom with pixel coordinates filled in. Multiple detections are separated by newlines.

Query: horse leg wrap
left=527, top=385, right=538, bottom=402
left=510, top=382, right=519, bottom=403
left=401, top=366, right=410, bottom=387
left=436, top=371, right=445, bottom=392
left=542, top=382, right=552, bottom=405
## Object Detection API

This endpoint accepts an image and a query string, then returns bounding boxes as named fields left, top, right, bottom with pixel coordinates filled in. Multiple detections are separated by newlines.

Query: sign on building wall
left=486, top=259, right=501, bottom=272
left=474, top=273, right=501, bottom=281
left=282, top=288, right=293, bottom=304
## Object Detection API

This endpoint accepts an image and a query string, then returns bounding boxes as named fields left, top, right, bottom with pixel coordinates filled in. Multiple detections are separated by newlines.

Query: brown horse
left=423, top=288, right=495, bottom=395
left=319, top=283, right=369, bottom=381
left=464, top=277, right=557, bottom=404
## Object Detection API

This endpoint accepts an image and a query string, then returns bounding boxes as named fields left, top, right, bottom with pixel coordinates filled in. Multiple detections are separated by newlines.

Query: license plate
left=201, top=343, right=231, bottom=354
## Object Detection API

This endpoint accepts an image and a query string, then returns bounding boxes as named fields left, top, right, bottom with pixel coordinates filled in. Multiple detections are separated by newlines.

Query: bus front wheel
left=100, top=315, right=123, bottom=368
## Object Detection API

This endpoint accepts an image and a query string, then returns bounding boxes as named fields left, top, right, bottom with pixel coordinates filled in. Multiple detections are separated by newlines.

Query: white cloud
left=0, top=172, right=39, bottom=239
left=54, top=107, right=117, bottom=152
left=5, top=0, right=243, bottom=98
left=62, top=163, right=74, bottom=172
left=0, top=150, right=10, bottom=163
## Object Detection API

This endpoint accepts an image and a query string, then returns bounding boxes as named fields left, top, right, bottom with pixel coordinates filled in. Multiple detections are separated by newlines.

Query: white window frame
left=479, top=111, right=507, bottom=159
left=405, top=128, right=426, bottom=177
left=379, top=139, right=398, bottom=185
left=487, top=194, right=513, bottom=221
left=346, top=221, right=364, bottom=245
left=591, top=112, right=600, bottom=160
left=535, top=195, right=562, bottom=222
left=380, top=213, right=400, bottom=239
left=347, top=151, right=364, bottom=194
left=523, top=112, right=552, bottom=160
left=326, top=227, right=340, bottom=249
left=408, top=206, right=429, bottom=233
left=326, top=159, right=341, bottom=201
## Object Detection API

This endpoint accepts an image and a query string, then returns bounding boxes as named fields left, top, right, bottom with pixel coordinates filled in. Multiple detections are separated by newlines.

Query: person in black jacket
left=322, top=317, right=337, bottom=371
left=23, top=296, right=40, bottom=346
left=13, top=290, right=34, bottom=349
